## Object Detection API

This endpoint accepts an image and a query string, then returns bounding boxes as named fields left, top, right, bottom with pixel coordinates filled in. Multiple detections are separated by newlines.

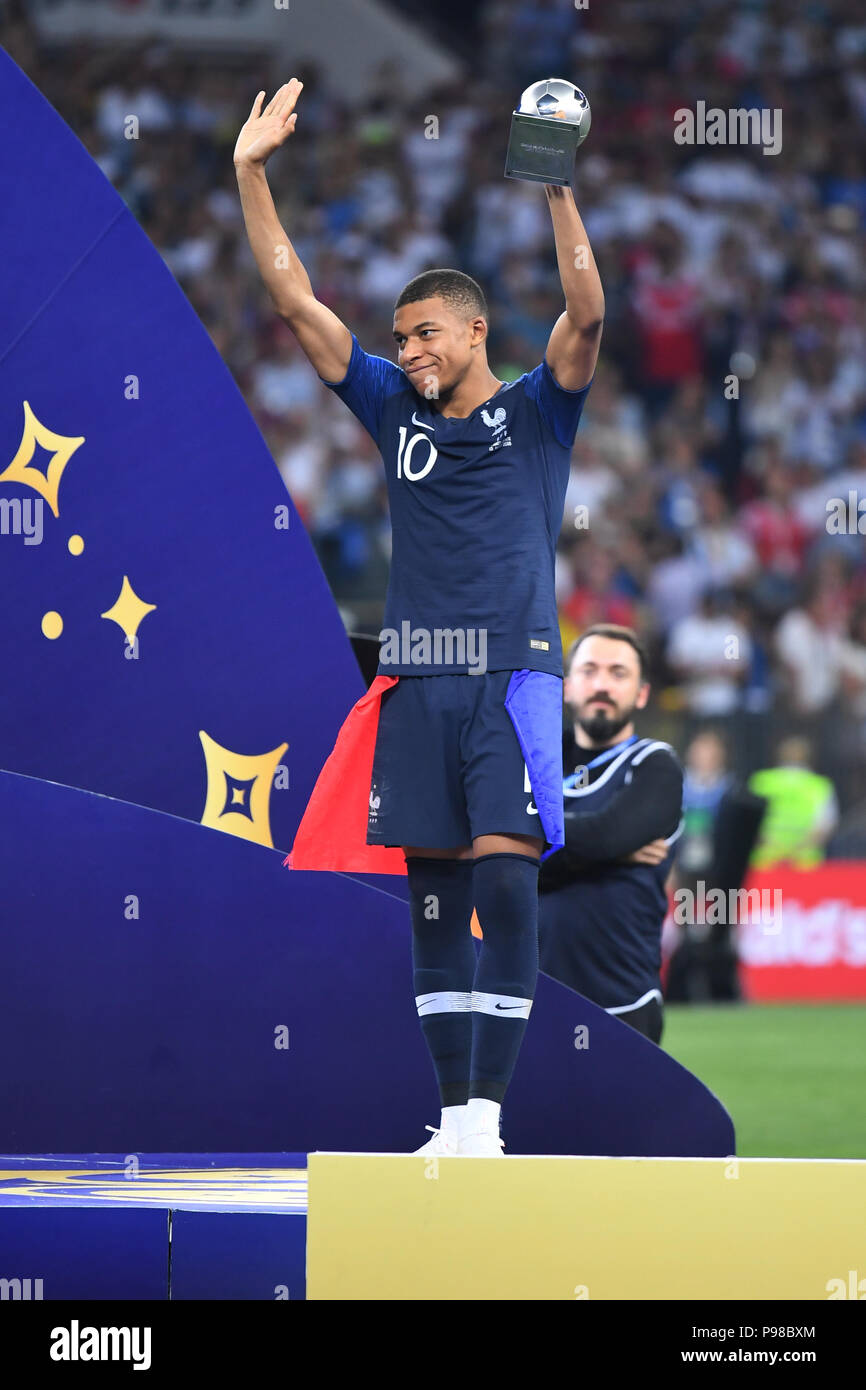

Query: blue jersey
left=320, top=334, right=591, bottom=676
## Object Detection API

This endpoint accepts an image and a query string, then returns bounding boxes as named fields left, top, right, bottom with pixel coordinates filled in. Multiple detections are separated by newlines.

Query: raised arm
left=543, top=184, right=605, bottom=391
left=234, top=80, right=352, bottom=382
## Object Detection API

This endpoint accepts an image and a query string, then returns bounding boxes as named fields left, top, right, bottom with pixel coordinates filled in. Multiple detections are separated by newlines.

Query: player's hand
left=622, top=838, right=669, bottom=866
left=234, top=80, right=303, bottom=169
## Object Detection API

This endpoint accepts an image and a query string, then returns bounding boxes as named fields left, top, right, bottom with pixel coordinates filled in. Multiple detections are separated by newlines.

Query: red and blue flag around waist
left=285, top=669, right=565, bottom=875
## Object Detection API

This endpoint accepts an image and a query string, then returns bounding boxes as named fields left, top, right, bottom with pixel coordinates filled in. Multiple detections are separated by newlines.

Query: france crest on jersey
left=320, top=334, right=591, bottom=677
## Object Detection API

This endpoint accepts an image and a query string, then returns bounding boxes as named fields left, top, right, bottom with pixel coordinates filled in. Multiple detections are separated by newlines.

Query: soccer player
left=539, top=626, right=683, bottom=1044
left=235, top=80, right=604, bottom=1155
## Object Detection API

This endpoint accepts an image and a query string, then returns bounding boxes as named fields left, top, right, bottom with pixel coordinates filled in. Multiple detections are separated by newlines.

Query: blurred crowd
left=5, top=0, right=866, bottom=815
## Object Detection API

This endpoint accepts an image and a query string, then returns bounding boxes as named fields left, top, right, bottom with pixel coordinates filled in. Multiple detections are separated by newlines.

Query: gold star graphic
left=0, top=401, right=85, bottom=517
left=100, top=576, right=157, bottom=642
left=199, top=732, right=289, bottom=848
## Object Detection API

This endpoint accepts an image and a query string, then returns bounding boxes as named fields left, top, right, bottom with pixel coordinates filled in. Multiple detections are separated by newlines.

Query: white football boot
left=458, top=1098, right=505, bottom=1156
left=458, top=1128, right=505, bottom=1156
left=413, top=1123, right=459, bottom=1156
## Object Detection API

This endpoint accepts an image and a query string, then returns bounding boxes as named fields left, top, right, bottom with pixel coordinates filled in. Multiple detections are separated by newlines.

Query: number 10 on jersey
left=397, top=426, right=438, bottom=483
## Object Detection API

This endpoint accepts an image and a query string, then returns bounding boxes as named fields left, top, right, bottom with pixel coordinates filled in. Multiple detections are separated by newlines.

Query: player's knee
left=473, top=852, right=539, bottom=938
left=406, top=856, right=474, bottom=940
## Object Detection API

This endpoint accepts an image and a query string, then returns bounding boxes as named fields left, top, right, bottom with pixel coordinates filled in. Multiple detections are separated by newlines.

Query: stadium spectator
left=667, top=590, right=753, bottom=720
left=774, top=580, right=848, bottom=718
left=690, top=482, right=758, bottom=591
left=677, top=729, right=734, bottom=881
left=740, top=459, right=812, bottom=616
left=631, top=222, right=704, bottom=416
left=748, top=737, right=839, bottom=869
left=646, top=534, right=705, bottom=636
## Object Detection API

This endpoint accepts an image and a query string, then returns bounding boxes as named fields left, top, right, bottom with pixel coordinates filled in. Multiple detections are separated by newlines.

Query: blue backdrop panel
left=0, top=1207, right=168, bottom=1299
left=0, top=770, right=733, bottom=1157
left=170, top=1211, right=306, bottom=1300
left=0, top=48, right=361, bottom=853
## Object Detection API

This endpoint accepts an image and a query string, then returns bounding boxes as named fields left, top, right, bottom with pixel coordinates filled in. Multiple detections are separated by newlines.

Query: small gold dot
left=42, top=611, right=63, bottom=640
left=68, top=534, right=84, bottom=555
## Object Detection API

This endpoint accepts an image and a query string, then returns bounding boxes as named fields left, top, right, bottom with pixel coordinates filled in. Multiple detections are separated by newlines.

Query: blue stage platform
left=0, top=1156, right=308, bottom=1300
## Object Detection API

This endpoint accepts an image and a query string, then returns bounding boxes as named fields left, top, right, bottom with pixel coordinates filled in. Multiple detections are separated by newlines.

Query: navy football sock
left=470, top=852, right=540, bottom=1104
left=406, top=857, right=477, bottom=1108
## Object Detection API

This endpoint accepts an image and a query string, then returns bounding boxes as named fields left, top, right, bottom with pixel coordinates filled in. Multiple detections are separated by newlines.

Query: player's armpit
left=544, top=310, right=603, bottom=392
left=279, top=295, right=353, bottom=384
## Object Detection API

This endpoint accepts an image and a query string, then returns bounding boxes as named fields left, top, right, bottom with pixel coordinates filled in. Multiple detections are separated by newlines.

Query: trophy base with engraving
left=505, top=112, right=582, bottom=185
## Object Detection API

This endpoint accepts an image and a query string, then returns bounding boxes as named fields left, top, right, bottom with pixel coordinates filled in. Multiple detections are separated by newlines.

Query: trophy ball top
left=518, top=78, right=591, bottom=142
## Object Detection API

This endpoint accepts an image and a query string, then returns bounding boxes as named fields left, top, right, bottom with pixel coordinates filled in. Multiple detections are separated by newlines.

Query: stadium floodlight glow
left=505, top=78, right=591, bottom=186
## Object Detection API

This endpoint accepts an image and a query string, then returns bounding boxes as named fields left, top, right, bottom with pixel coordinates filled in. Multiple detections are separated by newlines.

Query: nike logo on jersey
left=495, top=1002, right=525, bottom=1010
left=411, top=411, right=434, bottom=431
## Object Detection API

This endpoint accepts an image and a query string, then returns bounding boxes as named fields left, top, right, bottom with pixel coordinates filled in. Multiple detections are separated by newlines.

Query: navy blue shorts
left=367, top=671, right=549, bottom=849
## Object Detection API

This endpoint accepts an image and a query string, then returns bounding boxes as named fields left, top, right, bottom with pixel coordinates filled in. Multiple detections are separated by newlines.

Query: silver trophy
left=505, top=78, right=591, bottom=185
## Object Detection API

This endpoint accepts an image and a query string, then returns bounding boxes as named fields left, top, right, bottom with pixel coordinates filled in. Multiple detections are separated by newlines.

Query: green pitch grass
left=663, top=1003, right=866, bottom=1159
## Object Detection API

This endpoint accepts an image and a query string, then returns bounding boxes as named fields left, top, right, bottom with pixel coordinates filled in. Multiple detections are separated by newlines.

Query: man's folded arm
left=541, top=754, right=683, bottom=888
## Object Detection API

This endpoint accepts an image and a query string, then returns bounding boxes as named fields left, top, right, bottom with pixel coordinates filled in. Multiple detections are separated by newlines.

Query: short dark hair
left=565, top=624, right=649, bottom=681
left=395, top=269, right=488, bottom=325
